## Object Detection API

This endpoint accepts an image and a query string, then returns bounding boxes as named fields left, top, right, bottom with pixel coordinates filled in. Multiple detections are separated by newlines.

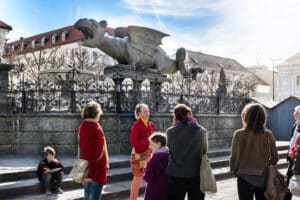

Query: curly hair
left=81, top=101, right=103, bottom=119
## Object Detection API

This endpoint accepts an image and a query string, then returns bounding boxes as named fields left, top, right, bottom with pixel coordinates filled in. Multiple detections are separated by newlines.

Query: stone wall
left=0, top=113, right=242, bottom=155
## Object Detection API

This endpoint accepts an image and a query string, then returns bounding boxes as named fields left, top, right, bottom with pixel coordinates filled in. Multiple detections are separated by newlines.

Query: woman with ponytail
left=129, top=103, right=156, bottom=200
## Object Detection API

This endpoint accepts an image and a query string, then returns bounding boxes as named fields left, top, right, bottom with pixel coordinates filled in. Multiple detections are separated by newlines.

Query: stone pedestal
left=103, top=64, right=171, bottom=113
left=0, top=63, right=14, bottom=114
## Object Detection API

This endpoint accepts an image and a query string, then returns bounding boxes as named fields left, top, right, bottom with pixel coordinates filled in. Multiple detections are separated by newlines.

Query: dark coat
left=37, top=158, right=64, bottom=181
left=166, top=122, right=207, bottom=177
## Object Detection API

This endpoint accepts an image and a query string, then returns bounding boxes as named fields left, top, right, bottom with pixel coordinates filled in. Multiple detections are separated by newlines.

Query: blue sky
left=1, top=0, right=300, bottom=67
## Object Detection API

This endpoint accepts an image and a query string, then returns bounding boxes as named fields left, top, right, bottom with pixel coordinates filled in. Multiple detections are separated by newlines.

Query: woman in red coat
left=130, top=103, right=156, bottom=200
left=78, top=101, right=109, bottom=200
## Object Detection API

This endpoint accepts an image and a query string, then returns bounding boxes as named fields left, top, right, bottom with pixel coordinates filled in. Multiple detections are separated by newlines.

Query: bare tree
left=228, top=73, right=257, bottom=98
left=22, top=46, right=60, bottom=88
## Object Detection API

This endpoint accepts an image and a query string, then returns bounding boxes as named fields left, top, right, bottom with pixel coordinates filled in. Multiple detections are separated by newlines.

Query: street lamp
left=270, top=58, right=281, bottom=101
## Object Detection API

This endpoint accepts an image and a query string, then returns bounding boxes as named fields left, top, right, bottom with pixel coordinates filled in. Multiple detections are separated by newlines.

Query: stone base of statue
left=103, top=64, right=171, bottom=113
left=103, top=64, right=171, bottom=83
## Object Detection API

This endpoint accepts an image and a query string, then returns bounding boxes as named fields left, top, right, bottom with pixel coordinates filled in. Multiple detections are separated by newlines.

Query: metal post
left=270, top=58, right=281, bottom=101
left=21, top=90, right=26, bottom=113
left=116, top=79, right=121, bottom=113
left=155, top=82, right=160, bottom=112
left=216, top=96, right=220, bottom=115
left=71, top=89, right=76, bottom=113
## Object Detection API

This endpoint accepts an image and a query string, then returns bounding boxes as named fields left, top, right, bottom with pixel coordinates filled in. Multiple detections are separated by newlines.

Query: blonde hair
left=44, top=146, right=56, bottom=156
left=81, top=101, right=103, bottom=119
left=134, top=103, right=149, bottom=119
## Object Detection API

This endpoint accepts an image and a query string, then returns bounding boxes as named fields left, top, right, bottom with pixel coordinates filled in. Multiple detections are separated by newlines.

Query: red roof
left=5, top=25, right=115, bottom=55
left=0, top=20, right=12, bottom=30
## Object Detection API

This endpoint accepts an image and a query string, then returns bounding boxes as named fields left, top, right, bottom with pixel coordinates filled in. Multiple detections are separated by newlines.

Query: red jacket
left=79, top=120, right=107, bottom=185
left=130, top=119, right=156, bottom=154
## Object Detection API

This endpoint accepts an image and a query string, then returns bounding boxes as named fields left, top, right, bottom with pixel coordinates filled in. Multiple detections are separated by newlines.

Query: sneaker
left=45, top=189, right=52, bottom=195
left=56, top=188, right=63, bottom=194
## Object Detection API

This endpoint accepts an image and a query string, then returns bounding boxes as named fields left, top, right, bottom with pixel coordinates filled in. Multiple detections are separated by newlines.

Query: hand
left=81, top=178, right=92, bottom=183
left=45, top=168, right=50, bottom=173
left=288, top=152, right=295, bottom=159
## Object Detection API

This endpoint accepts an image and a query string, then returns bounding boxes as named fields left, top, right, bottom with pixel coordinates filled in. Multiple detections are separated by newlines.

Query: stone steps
left=2, top=150, right=287, bottom=184
left=0, top=142, right=290, bottom=199
left=0, top=148, right=236, bottom=183
left=9, top=181, right=146, bottom=200
left=0, top=167, right=133, bottom=199
left=8, top=159, right=290, bottom=200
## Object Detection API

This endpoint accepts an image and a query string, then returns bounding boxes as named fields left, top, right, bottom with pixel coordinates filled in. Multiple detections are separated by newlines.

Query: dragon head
left=74, top=18, right=105, bottom=48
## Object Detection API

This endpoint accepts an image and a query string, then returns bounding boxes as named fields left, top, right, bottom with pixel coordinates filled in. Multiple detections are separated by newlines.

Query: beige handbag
left=264, top=136, right=287, bottom=200
left=200, top=154, right=217, bottom=193
left=69, top=130, right=89, bottom=183
left=69, top=125, right=109, bottom=183
left=264, top=165, right=287, bottom=200
left=69, top=158, right=89, bottom=183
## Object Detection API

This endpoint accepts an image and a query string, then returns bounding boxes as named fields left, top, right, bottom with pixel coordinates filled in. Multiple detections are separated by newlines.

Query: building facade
left=186, top=50, right=271, bottom=99
left=0, top=20, right=12, bottom=59
left=2, top=20, right=116, bottom=89
left=248, top=65, right=278, bottom=100
left=277, top=52, right=300, bottom=101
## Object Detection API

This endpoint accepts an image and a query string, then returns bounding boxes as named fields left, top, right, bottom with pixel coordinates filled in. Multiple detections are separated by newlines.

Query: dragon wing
left=127, top=26, right=169, bottom=57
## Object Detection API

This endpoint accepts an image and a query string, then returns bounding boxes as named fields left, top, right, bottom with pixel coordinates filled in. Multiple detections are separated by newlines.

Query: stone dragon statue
left=74, top=18, right=203, bottom=79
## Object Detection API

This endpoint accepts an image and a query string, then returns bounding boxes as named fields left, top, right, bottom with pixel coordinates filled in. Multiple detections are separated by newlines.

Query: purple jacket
left=143, top=147, right=170, bottom=200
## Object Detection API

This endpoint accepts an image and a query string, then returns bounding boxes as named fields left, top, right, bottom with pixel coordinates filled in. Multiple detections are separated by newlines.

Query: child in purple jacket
left=143, top=132, right=170, bottom=200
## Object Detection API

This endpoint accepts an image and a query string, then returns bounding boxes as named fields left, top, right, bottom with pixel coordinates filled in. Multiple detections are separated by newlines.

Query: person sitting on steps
left=37, top=146, right=64, bottom=195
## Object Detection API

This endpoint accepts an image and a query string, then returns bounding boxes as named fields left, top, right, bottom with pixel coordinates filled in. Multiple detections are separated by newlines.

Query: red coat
left=78, top=120, right=107, bottom=185
left=130, top=119, right=156, bottom=154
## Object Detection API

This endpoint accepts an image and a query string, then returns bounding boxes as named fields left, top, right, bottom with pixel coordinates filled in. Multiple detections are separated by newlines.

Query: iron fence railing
left=1, top=89, right=249, bottom=114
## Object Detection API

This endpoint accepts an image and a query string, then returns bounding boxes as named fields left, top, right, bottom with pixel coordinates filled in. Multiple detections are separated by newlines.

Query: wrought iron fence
left=2, top=88, right=249, bottom=114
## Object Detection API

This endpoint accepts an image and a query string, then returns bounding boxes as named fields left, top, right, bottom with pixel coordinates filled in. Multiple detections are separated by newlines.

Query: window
left=104, top=31, right=109, bottom=37
left=192, top=58, right=199, bottom=63
left=297, top=76, right=300, bottom=86
left=61, top=31, right=68, bottom=41
left=21, top=42, right=26, bottom=51
left=52, top=34, right=58, bottom=44
left=281, top=76, right=288, bottom=86
left=41, top=37, right=48, bottom=45
left=31, top=40, right=37, bottom=48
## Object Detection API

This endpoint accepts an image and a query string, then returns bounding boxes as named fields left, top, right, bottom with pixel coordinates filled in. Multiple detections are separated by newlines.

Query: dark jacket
left=37, top=158, right=64, bottom=180
left=290, top=122, right=297, bottom=140
left=166, top=122, right=208, bottom=177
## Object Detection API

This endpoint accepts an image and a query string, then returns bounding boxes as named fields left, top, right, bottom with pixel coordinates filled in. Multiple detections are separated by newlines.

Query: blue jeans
left=39, top=171, right=63, bottom=192
left=82, top=181, right=103, bottom=200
